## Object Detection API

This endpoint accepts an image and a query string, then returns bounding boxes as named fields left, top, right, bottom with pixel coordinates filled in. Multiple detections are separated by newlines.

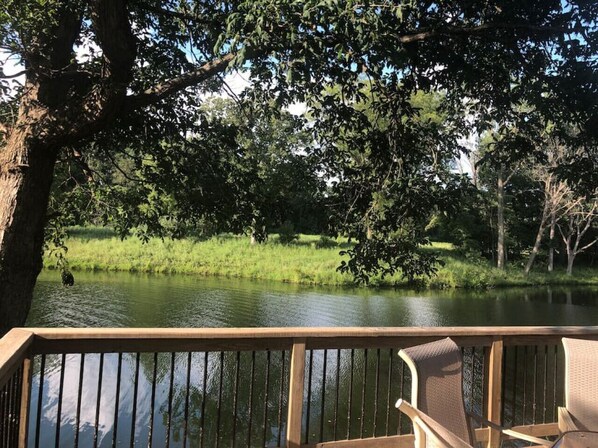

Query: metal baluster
left=511, top=347, right=518, bottom=425
left=305, top=350, right=313, bottom=443
left=216, top=351, right=224, bottom=448
left=543, top=346, right=548, bottom=423
left=55, top=353, right=66, bottom=447
left=11, top=369, right=22, bottom=448
left=360, top=349, right=368, bottom=439
left=246, top=351, right=255, bottom=447
left=148, top=353, right=157, bottom=448
left=112, top=353, right=123, bottom=448
left=263, top=350, right=271, bottom=446
left=7, top=378, right=13, bottom=448
left=333, top=349, right=341, bottom=440
left=130, top=353, right=140, bottom=448
left=166, top=352, right=175, bottom=448
left=500, top=346, right=507, bottom=424
left=522, top=347, right=528, bottom=424
left=399, top=360, right=407, bottom=434
left=471, top=348, right=476, bottom=414
left=319, top=349, right=327, bottom=442
left=34, top=354, right=46, bottom=448
left=373, top=348, right=380, bottom=437
left=2, top=377, right=9, bottom=448
left=482, top=347, right=487, bottom=417
left=74, top=354, right=85, bottom=448
left=200, top=352, right=208, bottom=448
left=232, top=351, right=240, bottom=448
left=93, top=353, right=105, bottom=448
left=347, top=349, right=354, bottom=439
left=0, top=382, right=5, bottom=448
left=532, top=346, right=538, bottom=424
left=277, top=350, right=286, bottom=447
left=553, top=345, right=559, bottom=422
left=385, top=348, right=393, bottom=436
left=183, top=352, right=192, bottom=448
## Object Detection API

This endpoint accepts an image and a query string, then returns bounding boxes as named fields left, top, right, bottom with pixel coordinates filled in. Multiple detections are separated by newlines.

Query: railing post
left=487, top=337, right=504, bottom=448
left=286, top=339, right=306, bottom=448
left=18, top=357, right=32, bottom=448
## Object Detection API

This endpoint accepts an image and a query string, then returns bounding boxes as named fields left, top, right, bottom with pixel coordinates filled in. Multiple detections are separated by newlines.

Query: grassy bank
left=43, top=227, right=598, bottom=289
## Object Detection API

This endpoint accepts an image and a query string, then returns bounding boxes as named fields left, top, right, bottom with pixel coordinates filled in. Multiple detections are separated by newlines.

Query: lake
left=25, top=270, right=598, bottom=447
left=28, top=270, right=598, bottom=328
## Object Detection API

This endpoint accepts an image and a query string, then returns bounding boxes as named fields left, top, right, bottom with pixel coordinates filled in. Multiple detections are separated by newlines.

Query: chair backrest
left=562, top=337, right=598, bottom=431
left=399, top=337, right=474, bottom=445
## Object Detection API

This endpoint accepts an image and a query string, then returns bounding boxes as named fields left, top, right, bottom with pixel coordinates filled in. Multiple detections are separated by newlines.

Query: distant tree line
left=51, top=92, right=597, bottom=278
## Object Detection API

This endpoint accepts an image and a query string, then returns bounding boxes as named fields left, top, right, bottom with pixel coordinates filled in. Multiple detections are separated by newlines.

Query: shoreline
left=42, top=228, right=598, bottom=290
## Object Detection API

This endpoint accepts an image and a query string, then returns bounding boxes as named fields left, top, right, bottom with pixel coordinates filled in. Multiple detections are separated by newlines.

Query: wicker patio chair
left=396, top=337, right=551, bottom=448
left=559, top=337, right=598, bottom=434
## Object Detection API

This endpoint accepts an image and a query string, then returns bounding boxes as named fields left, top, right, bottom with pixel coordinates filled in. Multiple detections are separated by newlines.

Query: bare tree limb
left=0, top=70, right=27, bottom=79
left=577, top=237, right=598, bottom=253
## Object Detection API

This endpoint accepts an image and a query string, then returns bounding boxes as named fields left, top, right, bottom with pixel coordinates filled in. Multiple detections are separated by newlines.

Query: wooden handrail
left=4, top=326, right=595, bottom=448
left=21, top=326, right=598, bottom=354
left=0, top=329, right=33, bottom=389
left=22, top=325, right=598, bottom=339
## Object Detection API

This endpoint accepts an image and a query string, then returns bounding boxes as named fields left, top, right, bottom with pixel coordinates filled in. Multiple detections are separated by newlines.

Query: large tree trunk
left=0, top=1, right=138, bottom=334
left=496, top=167, right=506, bottom=270
left=0, top=123, right=58, bottom=333
left=566, top=251, right=575, bottom=275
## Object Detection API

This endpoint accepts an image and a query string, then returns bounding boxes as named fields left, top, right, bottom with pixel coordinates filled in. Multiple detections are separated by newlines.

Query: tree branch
left=577, top=238, right=598, bottom=254
left=397, top=22, right=569, bottom=44
left=60, top=0, right=137, bottom=142
left=91, top=0, right=137, bottom=83
left=124, top=52, right=236, bottom=110
left=138, top=4, right=220, bottom=27
left=123, top=20, right=568, bottom=112
left=0, top=70, right=27, bottom=79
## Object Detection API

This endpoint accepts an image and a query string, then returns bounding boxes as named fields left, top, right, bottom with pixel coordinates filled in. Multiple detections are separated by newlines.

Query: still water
left=29, top=270, right=598, bottom=328
left=25, top=271, right=598, bottom=447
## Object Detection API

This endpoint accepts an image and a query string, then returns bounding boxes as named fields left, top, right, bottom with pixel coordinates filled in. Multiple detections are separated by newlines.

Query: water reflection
left=30, top=351, right=288, bottom=447
left=29, top=271, right=598, bottom=328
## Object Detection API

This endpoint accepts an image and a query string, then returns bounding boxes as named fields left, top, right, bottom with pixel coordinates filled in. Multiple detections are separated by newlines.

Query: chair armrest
left=558, top=407, right=578, bottom=434
left=397, top=399, right=472, bottom=448
left=468, top=412, right=552, bottom=446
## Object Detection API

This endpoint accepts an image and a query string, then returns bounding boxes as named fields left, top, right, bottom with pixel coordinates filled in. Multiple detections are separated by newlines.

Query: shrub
left=277, top=221, right=299, bottom=244
left=315, top=235, right=338, bottom=249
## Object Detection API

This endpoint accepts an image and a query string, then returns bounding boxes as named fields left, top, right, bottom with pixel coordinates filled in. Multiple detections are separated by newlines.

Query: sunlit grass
left=43, top=226, right=598, bottom=289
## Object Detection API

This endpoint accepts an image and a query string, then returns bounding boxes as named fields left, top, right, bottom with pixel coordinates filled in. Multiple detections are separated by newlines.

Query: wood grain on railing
left=287, top=339, right=306, bottom=448
left=487, top=338, right=504, bottom=448
left=0, top=329, right=32, bottom=389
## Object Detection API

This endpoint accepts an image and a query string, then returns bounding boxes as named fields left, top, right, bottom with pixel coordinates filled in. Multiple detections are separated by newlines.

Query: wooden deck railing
left=1, top=326, right=597, bottom=448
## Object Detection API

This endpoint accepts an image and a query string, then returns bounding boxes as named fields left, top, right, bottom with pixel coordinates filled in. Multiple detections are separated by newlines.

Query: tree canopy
left=0, top=0, right=597, bottom=331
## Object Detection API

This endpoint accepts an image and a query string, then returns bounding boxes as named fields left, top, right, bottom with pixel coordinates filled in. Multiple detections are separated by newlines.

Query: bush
left=277, top=221, right=299, bottom=244
left=315, top=235, right=338, bottom=249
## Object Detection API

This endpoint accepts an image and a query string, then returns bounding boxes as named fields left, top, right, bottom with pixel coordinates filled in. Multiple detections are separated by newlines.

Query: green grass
left=43, top=227, right=598, bottom=289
